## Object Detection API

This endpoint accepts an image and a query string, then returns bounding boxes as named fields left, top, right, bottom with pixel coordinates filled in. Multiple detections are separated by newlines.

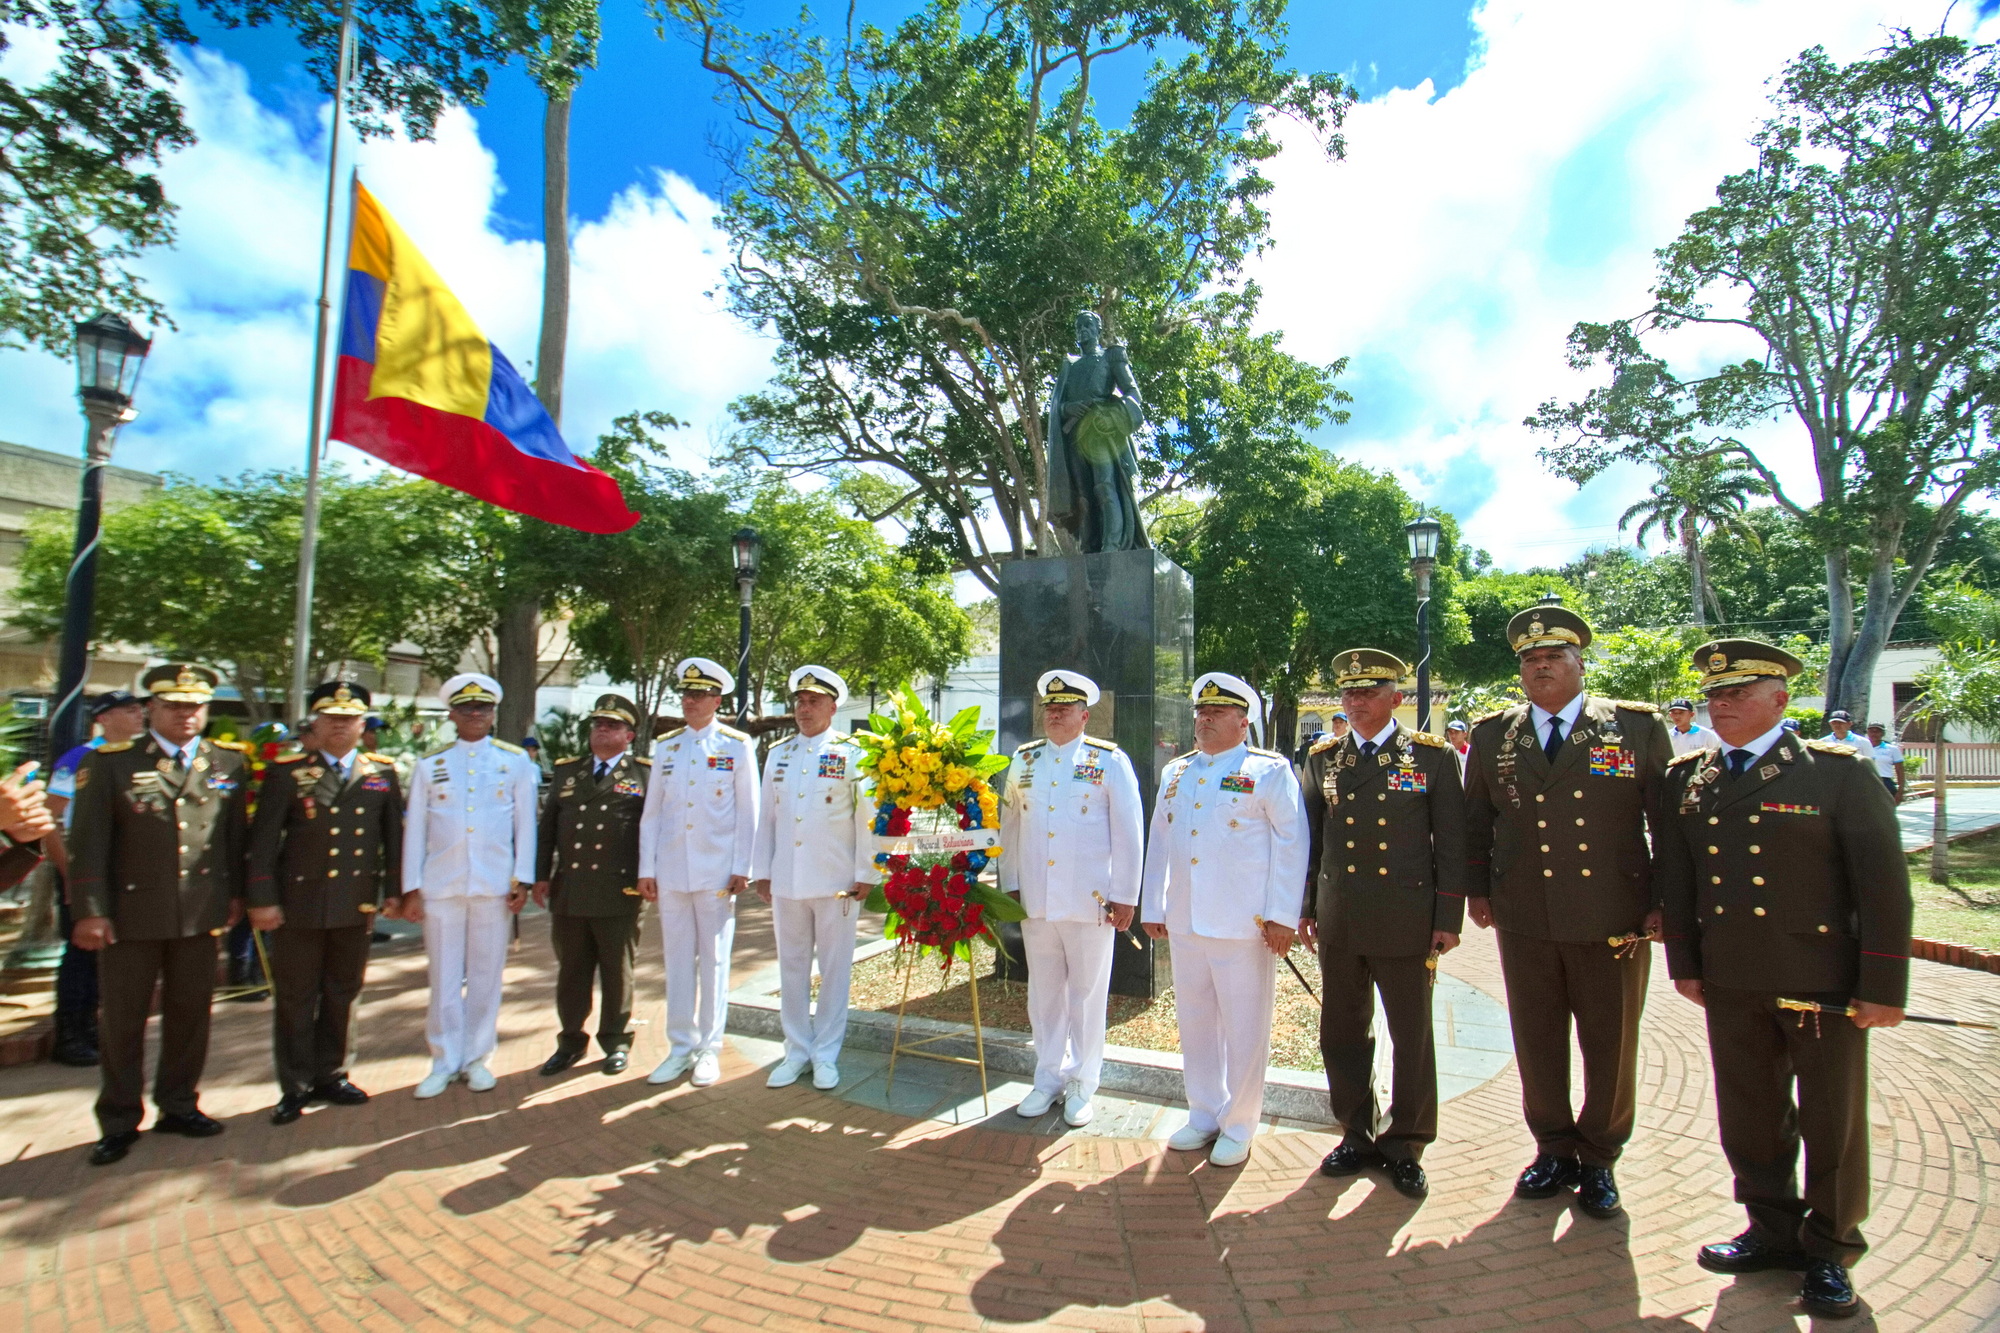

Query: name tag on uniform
left=1071, top=762, right=1104, bottom=785
left=1760, top=802, right=1820, bottom=815
left=708, top=755, right=735, bottom=771
left=362, top=775, right=391, bottom=791
left=1589, top=746, right=1637, bottom=778
left=817, top=753, right=847, bottom=780
left=1220, top=774, right=1255, bottom=793
left=1387, top=770, right=1427, bottom=793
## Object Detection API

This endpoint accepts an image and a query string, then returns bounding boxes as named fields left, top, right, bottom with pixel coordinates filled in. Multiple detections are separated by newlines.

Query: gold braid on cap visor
left=1333, top=671, right=1397, bottom=687
left=1699, top=659, right=1795, bottom=687
left=1512, top=628, right=1583, bottom=651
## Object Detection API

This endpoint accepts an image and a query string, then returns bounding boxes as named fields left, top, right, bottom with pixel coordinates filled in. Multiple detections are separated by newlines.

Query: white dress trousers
left=402, top=738, right=540, bottom=1075
left=1140, top=742, right=1307, bottom=1141
left=1000, top=734, right=1143, bottom=1098
left=751, top=729, right=875, bottom=1068
left=640, top=720, right=759, bottom=1059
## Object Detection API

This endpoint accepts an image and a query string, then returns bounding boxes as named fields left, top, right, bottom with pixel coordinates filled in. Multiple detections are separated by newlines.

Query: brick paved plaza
left=1, top=907, right=1995, bottom=1332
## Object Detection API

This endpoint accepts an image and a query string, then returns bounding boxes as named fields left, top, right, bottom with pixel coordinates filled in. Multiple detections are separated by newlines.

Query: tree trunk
left=494, top=91, right=574, bottom=750
left=1930, top=746, right=1950, bottom=886
left=1684, top=527, right=1705, bottom=628
left=1822, top=548, right=1857, bottom=716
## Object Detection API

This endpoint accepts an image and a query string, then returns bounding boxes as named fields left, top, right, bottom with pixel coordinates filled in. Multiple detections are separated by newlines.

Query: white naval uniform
left=1139, top=742, right=1308, bottom=1141
left=750, top=728, right=875, bottom=1069
left=402, top=737, right=540, bottom=1076
left=999, top=734, right=1143, bottom=1099
left=639, top=719, right=759, bottom=1058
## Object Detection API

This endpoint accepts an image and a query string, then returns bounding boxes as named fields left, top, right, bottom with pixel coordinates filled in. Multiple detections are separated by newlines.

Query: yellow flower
left=944, top=765, right=971, bottom=790
left=879, top=750, right=901, bottom=773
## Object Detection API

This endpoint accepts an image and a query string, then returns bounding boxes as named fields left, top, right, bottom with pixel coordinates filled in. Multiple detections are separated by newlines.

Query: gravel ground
left=842, top=932, right=1332, bottom=1072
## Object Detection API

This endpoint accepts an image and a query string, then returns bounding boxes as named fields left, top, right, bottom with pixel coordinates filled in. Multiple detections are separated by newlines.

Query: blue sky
left=0, top=1, right=1984, bottom=570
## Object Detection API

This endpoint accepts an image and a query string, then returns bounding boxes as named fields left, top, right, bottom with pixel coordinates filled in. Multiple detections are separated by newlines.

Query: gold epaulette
left=1083, top=735, right=1120, bottom=751
left=1805, top=739, right=1857, bottom=756
left=1614, top=700, right=1661, bottom=713
left=272, top=751, right=308, bottom=764
left=1173, top=749, right=1198, bottom=762
left=422, top=742, right=455, bottom=759
left=491, top=739, right=526, bottom=754
left=1309, top=734, right=1341, bottom=754
left=1410, top=732, right=1446, bottom=748
left=1249, top=745, right=1285, bottom=759
left=97, top=740, right=133, bottom=754
left=634, top=756, right=652, bottom=766
left=1016, top=738, right=1046, bottom=753
left=553, top=756, right=585, bottom=769
left=364, top=751, right=394, bottom=763
left=1668, top=748, right=1708, bottom=767
left=210, top=739, right=252, bottom=753
left=1472, top=707, right=1510, bottom=725
left=658, top=727, right=686, bottom=741
left=717, top=724, right=750, bottom=741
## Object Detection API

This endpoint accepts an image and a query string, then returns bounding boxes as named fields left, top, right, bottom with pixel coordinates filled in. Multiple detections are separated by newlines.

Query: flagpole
left=288, top=0, right=357, bottom=724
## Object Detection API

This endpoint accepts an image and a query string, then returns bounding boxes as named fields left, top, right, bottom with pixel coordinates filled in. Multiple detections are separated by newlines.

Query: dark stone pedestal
left=993, top=550, right=1194, bottom=998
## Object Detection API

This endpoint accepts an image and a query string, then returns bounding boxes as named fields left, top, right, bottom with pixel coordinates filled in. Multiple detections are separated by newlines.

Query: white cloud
left=0, top=46, right=770, bottom=482
left=1254, top=0, right=1991, bottom=570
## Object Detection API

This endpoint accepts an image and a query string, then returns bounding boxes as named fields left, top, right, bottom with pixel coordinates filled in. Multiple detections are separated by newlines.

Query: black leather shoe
left=88, top=1130, right=140, bottom=1166
left=1697, top=1228, right=1811, bottom=1274
left=153, top=1110, right=225, bottom=1138
left=1385, top=1158, right=1429, bottom=1199
left=310, top=1079, right=369, bottom=1106
left=603, top=1050, right=629, bottom=1075
left=270, top=1094, right=310, bottom=1126
left=1800, top=1260, right=1861, bottom=1319
left=540, top=1048, right=583, bottom=1076
left=52, top=1037, right=99, bottom=1067
left=1319, top=1143, right=1381, bottom=1177
left=1514, top=1154, right=1582, bottom=1198
left=1576, top=1165, right=1621, bottom=1218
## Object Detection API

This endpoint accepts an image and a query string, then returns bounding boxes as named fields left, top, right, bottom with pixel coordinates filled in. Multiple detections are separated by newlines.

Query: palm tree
left=1617, top=456, right=1768, bottom=627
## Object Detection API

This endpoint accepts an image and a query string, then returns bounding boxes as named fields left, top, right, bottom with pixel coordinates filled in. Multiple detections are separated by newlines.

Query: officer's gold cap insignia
left=310, top=678, right=371, bottom=715
left=680, top=664, right=725, bottom=690
left=143, top=662, right=219, bottom=702
left=1332, top=648, right=1407, bottom=689
left=1529, top=620, right=1543, bottom=635
left=1692, top=638, right=1804, bottom=692
left=1506, top=605, right=1592, bottom=653
left=587, top=694, right=640, bottom=725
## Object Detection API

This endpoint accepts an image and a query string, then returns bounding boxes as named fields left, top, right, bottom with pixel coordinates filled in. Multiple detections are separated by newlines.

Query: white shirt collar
left=689, top=717, right=720, bottom=738
left=1529, top=694, right=1585, bottom=732
left=321, top=748, right=357, bottom=769
left=454, top=735, right=490, bottom=751
left=151, top=731, right=194, bottom=761
left=1719, top=721, right=1791, bottom=764
left=1047, top=733, right=1086, bottom=759
left=590, top=749, right=629, bottom=768
left=795, top=727, right=834, bottom=750
left=1355, top=719, right=1398, bottom=750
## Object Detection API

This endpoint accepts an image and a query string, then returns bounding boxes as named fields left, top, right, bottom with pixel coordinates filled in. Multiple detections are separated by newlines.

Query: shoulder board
left=1667, top=749, right=1708, bottom=768
left=490, top=739, right=526, bottom=754
left=1083, top=735, right=1119, bottom=751
left=272, top=752, right=308, bottom=765
left=1410, top=732, right=1446, bottom=748
left=210, top=739, right=252, bottom=754
left=634, top=756, right=652, bottom=766
left=660, top=727, right=686, bottom=741
left=1805, top=739, right=1856, bottom=756
left=422, top=743, right=455, bottom=760
left=716, top=725, right=750, bottom=741
left=1248, top=746, right=1285, bottom=759
left=1309, top=734, right=1340, bottom=755
left=364, top=752, right=394, bottom=764
left=97, top=740, right=133, bottom=754
left=553, top=756, right=586, bottom=771
left=1613, top=700, right=1660, bottom=714
left=829, top=730, right=850, bottom=744
left=1472, top=707, right=1510, bottom=726
left=1173, top=749, right=1198, bottom=763
left=1016, top=739, right=1047, bottom=754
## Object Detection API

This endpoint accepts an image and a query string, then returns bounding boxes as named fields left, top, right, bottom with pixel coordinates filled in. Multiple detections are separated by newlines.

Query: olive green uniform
left=1658, top=737, right=1911, bottom=1264
left=1302, top=723, right=1467, bottom=1162
left=68, top=736, right=250, bottom=1137
left=1464, top=697, right=1670, bottom=1166
left=539, top=753, right=649, bottom=1056
left=246, top=751, right=404, bottom=1098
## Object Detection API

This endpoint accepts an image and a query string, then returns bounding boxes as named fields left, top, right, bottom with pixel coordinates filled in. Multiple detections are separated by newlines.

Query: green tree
left=660, top=0, right=1351, bottom=587
left=1442, top=572, right=1582, bottom=686
left=1583, top=625, right=1703, bottom=706
left=1905, top=634, right=2000, bottom=885
left=1, top=0, right=193, bottom=348
left=1615, top=455, right=1766, bottom=626
left=1531, top=30, right=2000, bottom=723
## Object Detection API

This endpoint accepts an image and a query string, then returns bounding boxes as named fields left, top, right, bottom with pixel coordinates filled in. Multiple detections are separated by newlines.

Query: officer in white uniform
left=750, top=666, right=874, bottom=1091
left=638, top=657, right=759, bottom=1088
left=401, top=674, right=540, bottom=1099
left=1000, top=671, right=1143, bottom=1127
left=1141, top=671, right=1308, bottom=1167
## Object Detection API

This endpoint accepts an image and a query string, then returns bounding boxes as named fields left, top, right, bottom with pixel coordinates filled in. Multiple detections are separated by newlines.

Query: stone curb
left=1912, top=936, right=2000, bottom=975
left=725, top=946, right=1338, bottom=1125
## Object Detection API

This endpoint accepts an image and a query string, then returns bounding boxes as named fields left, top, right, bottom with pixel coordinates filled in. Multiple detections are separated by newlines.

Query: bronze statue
left=1046, top=310, right=1148, bottom=553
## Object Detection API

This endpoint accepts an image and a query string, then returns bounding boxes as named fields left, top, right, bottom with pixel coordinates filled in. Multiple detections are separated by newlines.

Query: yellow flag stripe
left=350, top=182, right=493, bottom=419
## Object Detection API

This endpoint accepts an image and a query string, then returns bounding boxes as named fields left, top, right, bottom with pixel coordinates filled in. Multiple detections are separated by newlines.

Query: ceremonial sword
left=1254, top=915, right=1321, bottom=1007
left=1777, top=997, right=1995, bottom=1031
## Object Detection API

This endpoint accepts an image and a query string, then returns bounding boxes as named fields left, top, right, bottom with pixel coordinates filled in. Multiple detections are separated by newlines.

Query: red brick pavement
left=0, top=907, right=1995, bottom=1332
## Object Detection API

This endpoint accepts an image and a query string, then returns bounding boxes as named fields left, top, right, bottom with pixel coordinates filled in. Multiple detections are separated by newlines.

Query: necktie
left=1729, top=748, right=1753, bottom=777
left=172, top=747, right=188, bottom=775
left=1544, top=715, right=1565, bottom=761
left=595, top=760, right=609, bottom=781
left=1361, top=740, right=1378, bottom=758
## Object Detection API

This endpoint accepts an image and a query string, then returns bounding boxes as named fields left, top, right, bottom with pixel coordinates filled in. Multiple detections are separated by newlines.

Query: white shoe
left=1063, top=1090, right=1095, bottom=1127
left=648, top=1054, right=692, bottom=1085
left=1016, top=1087, right=1059, bottom=1118
left=812, top=1063, right=840, bottom=1090
left=414, top=1070, right=453, bottom=1100
left=689, top=1051, right=721, bottom=1087
left=1208, top=1134, right=1251, bottom=1168
left=464, top=1061, right=496, bottom=1093
left=1168, top=1124, right=1217, bottom=1152
left=767, top=1060, right=809, bottom=1089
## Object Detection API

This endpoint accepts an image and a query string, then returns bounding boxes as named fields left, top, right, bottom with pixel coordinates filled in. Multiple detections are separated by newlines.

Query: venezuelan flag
left=330, top=180, right=639, bottom=533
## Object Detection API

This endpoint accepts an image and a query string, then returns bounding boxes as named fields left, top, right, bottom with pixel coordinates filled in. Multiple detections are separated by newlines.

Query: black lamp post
left=731, top=527, right=761, bottom=721
left=1405, top=506, right=1444, bottom=734
left=50, top=313, right=152, bottom=762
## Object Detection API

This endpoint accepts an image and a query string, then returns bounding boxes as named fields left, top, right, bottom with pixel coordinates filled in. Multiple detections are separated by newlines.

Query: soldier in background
left=534, top=694, right=649, bottom=1077
left=1463, top=606, right=1671, bottom=1219
left=247, top=680, right=404, bottom=1125
left=1301, top=649, right=1466, bottom=1199
left=1658, top=640, right=1911, bottom=1320
left=67, top=664, right=250, bottom=1166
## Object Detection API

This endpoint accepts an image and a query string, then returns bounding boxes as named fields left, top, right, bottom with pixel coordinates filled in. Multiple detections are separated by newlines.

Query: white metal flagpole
left=288, top=0, right=357, bottom=723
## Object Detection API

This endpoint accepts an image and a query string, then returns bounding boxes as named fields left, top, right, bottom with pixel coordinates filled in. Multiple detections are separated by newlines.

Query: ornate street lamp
left=1405, top=506, right=1444, bottom=734
left=732, top=527, right=761, bottom=721
left=50, top=313, right=152, bottom=761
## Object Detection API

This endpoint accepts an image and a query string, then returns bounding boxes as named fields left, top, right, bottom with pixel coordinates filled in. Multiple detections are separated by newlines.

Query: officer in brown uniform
left=68, top=664, right=251, bottom=1165
left=247, top=680, right=405, bottom=1125
left=1657, top=640, right=1910, bottom=1320
left=533, top=694, right=649, bottom=1076
left=1300, top=649, right=1467, bottom=1199
left=1463, top=606, right=1670, bottom=1218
